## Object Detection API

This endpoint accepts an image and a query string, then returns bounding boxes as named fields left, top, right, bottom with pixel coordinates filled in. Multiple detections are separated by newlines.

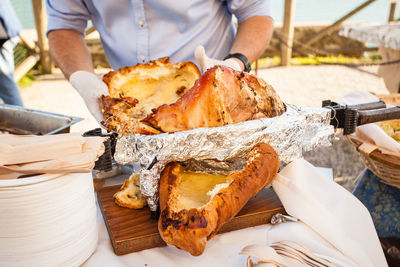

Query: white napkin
left=266, top=222, right=358, bottom=266
left=270, top=159, right=387, bottom=267
left=338, top=90, right=400, bottom=153
left=337, top=90, right=379, bottom=105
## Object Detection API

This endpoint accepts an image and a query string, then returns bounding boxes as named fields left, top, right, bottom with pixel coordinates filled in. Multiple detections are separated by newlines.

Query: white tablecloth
left=339, top=23, right=400, bottom=50
left=340, top=23, right=400, bottom=93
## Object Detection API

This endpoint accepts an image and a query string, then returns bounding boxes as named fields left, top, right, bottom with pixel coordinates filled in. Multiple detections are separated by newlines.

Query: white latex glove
left=194, top=45, right=242, bottom=73
left=69, top=71, right=109, bottom=123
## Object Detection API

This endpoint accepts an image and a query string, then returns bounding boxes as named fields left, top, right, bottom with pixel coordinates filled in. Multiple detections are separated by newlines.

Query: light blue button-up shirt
left=46, top=0, right=272, bottom=70
left=0, top=0, right=22, bottom=39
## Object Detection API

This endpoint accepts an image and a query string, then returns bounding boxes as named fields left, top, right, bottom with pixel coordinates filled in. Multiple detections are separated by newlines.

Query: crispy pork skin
left=143, top=66, right=285, bottom=133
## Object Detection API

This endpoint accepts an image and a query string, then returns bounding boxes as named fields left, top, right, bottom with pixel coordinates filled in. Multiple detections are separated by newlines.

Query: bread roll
left=158, top=143, right=280, bottom=256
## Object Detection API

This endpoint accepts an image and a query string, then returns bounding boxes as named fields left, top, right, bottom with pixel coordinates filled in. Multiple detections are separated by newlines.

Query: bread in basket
left=347, top=94, right=400, bottom=189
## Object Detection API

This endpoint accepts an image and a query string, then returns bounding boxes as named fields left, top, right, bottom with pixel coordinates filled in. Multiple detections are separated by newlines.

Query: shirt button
left=140, top=55, right=146, bottom=62
left=138, top=20, right=144, bottom=27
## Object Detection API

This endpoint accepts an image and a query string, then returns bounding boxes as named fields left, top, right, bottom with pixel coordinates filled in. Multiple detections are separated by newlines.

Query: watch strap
left=224, top=53, right=251, bottom=72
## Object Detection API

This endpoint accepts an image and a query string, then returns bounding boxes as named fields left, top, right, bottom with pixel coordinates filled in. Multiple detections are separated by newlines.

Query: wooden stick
left=388, top=2, right=397, bottom=22
left=31, top=0, right=52, bottom=74
left=0, top=136, right=105, bottom=179
left=281, top=0, right=296, bottom=66
left=304, top=0, right=377, bottom=47
left=0, top=134, right=85, bottom=165
left=85, top=26, right=97, bottom=36
left=18, top=34, right=38, bottom=52
left=14, top=55, right=39, bottom=82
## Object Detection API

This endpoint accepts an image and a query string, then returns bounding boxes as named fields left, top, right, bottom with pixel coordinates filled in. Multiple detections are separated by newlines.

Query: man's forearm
left=48, top=29, right=94, bottom=79
left=230, top=16, right=274, bottom=69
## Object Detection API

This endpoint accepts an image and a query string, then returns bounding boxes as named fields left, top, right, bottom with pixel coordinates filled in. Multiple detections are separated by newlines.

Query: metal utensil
left=0, top=103, right=83, bottom=135
left=322, top=100, right=400, bottom=135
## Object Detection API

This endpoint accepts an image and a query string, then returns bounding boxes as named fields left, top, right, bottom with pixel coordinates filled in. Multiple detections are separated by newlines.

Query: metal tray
left=0, top=104, right=83, bottom=135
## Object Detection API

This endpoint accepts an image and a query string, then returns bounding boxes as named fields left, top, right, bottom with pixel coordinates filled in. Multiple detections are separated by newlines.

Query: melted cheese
left=115, top=70, right=199, bottom=118
left=176, top=171, right=231, bottom=210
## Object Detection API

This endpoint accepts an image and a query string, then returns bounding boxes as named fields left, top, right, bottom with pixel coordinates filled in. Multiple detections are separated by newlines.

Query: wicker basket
left=346, top=94, right=400, bottom=189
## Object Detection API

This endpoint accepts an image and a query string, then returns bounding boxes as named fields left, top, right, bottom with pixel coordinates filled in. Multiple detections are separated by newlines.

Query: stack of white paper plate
left=0, top=173, right=98, bottom=266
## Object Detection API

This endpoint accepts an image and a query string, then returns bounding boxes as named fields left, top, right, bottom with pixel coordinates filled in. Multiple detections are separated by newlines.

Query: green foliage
left=252, top=57, right=281, bottom=67
left=366, top=52, right=382, bottom=61
left=253, top=55, right=382, bottom=68
left=18, top=72, right=36, bottom=89
left=13, top=43, right=29, bottom=67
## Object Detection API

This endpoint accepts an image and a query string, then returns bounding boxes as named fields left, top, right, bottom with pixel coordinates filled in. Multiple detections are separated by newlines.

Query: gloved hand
left=69, top=71, right=109, bottom=123
left=194, top=45, right=242, bottom=73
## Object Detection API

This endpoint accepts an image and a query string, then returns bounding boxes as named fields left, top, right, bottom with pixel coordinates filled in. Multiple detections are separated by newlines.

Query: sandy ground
left=257, top=65, right=387, bottom=107
left=20, top=64, right=389, bottom=190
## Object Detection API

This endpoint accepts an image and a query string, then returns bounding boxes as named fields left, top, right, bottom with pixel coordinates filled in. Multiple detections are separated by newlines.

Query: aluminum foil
left=115, top=105, right=334, bottom=211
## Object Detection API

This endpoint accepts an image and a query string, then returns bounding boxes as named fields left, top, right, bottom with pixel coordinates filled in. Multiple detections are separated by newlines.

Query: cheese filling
left=115, top=70, right=199, bottom=118
left=175, top=171, right=232, bottom=211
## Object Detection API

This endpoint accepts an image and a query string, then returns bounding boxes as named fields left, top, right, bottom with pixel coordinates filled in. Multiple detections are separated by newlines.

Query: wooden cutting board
left=97, top=185, right=284, bottom=255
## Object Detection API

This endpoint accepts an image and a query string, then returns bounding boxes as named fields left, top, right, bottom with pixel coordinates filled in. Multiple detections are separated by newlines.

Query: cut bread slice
left=158, top=143, right=280, bottom=256
left=100, top=57, right=200, bottom=134
left=114, top=173, right=147, bottom=209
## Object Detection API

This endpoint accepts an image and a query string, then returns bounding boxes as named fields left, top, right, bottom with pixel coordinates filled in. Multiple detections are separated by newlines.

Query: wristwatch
left=224, top=53, right=251, bottom=72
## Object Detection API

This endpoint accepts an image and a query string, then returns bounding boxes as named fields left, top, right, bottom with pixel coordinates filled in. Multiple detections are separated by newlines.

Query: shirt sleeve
left=0, top=0, right=23, bottom=38
left=46, top=0, right=90, bottom=36
left=225, top=0, right=272, bottom=24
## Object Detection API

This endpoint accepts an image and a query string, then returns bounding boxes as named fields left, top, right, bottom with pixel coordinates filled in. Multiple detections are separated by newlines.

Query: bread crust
left=103, top=57, right=171, bottom=87
left=100, top=57, right=200, bottom=135
left=158, top=143, right=280, bottom=256
left=114, top=173, right=147, bottom=209
left=102, top=57, right=200, bottom=94
left=99, top=95, right=161, bottom=135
